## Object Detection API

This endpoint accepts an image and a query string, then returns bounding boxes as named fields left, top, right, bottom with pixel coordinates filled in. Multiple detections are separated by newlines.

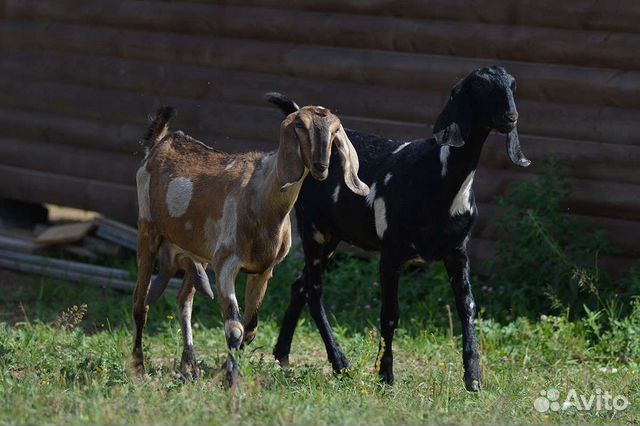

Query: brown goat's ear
left=277, top=121, right=306, bottom=192
left=433, top=81, right=471, bottom=147
left=334, top=125, right=369, bottom=197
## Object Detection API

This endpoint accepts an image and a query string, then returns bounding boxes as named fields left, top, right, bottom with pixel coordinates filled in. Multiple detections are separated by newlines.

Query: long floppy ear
left=277, top=120, right=306, bottom=192
left=334, top=125, right=369, bottom=196
left=432, top=80, right=472, bottom=147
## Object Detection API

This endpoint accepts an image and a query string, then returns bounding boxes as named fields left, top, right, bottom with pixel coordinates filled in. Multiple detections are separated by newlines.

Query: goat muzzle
left=506, top=127, right=531, bottom=168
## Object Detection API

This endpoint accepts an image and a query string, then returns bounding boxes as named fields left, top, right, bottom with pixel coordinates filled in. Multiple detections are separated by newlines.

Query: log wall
left=0, top=0, right=638, bottom=271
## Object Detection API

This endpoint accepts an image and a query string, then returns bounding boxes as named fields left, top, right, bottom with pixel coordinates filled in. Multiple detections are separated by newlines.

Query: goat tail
left=264, top=92, right=299, bottom=116
left=140, top=105, right=177, bottom=154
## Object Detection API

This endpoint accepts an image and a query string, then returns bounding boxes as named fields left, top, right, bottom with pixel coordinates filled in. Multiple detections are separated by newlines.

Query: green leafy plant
left=485, top=156, right=637, bottom=320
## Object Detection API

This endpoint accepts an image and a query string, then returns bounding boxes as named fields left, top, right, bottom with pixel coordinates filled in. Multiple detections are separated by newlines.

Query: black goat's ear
left=432, top=81, right=471, bottom=147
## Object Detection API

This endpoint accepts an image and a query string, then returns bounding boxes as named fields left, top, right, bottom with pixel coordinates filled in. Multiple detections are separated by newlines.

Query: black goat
left=266, top=67, right=531, bottom=392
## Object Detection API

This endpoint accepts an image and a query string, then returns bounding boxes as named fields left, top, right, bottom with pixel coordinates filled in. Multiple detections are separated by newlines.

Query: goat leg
left=132, top=222, right=161, bottom=376
left=375, top=253, right=403, bottom=385
left=273, top=272, right=307, bottom=366
left=214, top=256, right=243, bottom=389
left=444, top=249, right=481, bottom=392
left=177, top=278, right=199, bottom=380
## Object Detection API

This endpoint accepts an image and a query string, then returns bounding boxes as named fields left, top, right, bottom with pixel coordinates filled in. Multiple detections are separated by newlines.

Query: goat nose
left=504, top=112, right=518, bottom=123
left=313, top=162, right=328, bottom=172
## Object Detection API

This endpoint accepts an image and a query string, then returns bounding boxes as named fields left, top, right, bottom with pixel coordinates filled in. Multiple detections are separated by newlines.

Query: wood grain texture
left=0, top=1, right=637, bottom=269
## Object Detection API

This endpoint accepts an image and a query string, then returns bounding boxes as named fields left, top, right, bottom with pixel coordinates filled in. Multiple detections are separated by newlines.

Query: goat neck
left=254, top=152, right=307, bottom=221
left=445, top=123, right=490, bottom=180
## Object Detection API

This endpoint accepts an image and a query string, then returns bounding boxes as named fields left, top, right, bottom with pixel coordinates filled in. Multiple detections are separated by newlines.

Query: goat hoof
left=180, top=350, right=199, bottom=380
left=225, top=322, right=244, bottom=350
left=464, top=376, right=481, bottom=392
left=463, top=364, right=482, bottom=392
left=131, top=356, right=146, bottom=377
left=275, top=354, right=290, bottom=368
left=378, top=369, right=394, bottom=385
left=331, top=353, right=350, bottom=373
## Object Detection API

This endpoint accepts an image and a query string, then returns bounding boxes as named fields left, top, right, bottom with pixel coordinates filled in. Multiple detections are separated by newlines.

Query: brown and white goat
left=132, top=105, right=369, bottom=384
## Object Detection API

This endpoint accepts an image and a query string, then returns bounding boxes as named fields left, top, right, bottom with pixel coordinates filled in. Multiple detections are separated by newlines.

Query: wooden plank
left=203, top=0, right=640, bottom=34
left=0, top=164, right=137, bottom=224
left=94, top=217, right=137, bottom=251
left=2, top=47, right=639, bottom=118
left=0, top=249, right=182, bottom=291
left=473, top=203, right=640, bottom=254
left=0, top=108, right=275, bottom=155
left=0, top=74, right=638, bottom=148
left=5, top=1, right=640, bottom=70
left=3, top=23, right=640, bottom=110
left=36, top=221, right=95, bottom=246
left=1, top=103, right=639, bottom=187
left=0, top=235, right=38, bottom=253
left=474, top=170, right=640, bottom=222
left=0, top=137, right=140, bottom=185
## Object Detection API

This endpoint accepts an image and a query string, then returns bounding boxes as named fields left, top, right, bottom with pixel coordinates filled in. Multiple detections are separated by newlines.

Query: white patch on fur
left=392, top=142, right=410, bottom=154
left=449, top=171, right=475, bottom=216
left=332, top=184, right=340, bottom=203
left=215, top=198, right=238, bottom=252
left=203, top=217, right=220, bottom=257
left=166, top=177, right=193, bottom=218
left=313, top=259, right=321, bottom=266
left=384, top=172, right=392, bottom=185
left=225, top=160, right=236, bottom=170
left=373, top=198, right=388, bottom=239
left=439, top=145, right=450, bottom=177
left=219, top=255, right=241, bottom=306
left=135, top=164, right=151, bottom=220
left=365, top=182, right=377, bottom=207
left=184, top=221, right=193, bottom=231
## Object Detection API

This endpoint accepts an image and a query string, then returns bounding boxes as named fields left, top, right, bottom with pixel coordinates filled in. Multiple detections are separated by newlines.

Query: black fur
left=268, top=67, right=529, bottom=392
left=265, top=92, right=299, bottom=115
left=140, top=105, right=177, bottom=150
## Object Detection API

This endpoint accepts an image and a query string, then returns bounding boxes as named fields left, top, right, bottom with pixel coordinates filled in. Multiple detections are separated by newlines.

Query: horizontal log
left=0, top=75, right=436, bottom=143
left=0, top=107, right=276, bottom=155
left=473, top=203, right=640, bottom=253
left=474, top=170, right=640, bottom=222
left=203, top=0, right=640, bottom=34
left=3, top=101, right=640, bottom=187
left=2, top=47, right=640, bottom=129
left=5, top=1, right=640, bottom=70
left=0, top=164, right=137, bottom=223
left=2, top=22, right=640, bottom=111
left=0, top=71, right=638, bottom=151
left=0, top=249, right=182, bottom=290
left=0, top=164, right=637, bottom=265
left=0, top=137, right=139, bottom=185
left=480, top=134, right=640, bottom=186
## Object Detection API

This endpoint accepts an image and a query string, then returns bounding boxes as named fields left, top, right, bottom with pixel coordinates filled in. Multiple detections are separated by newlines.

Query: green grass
left=1, top=251, right=639, bottom=425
